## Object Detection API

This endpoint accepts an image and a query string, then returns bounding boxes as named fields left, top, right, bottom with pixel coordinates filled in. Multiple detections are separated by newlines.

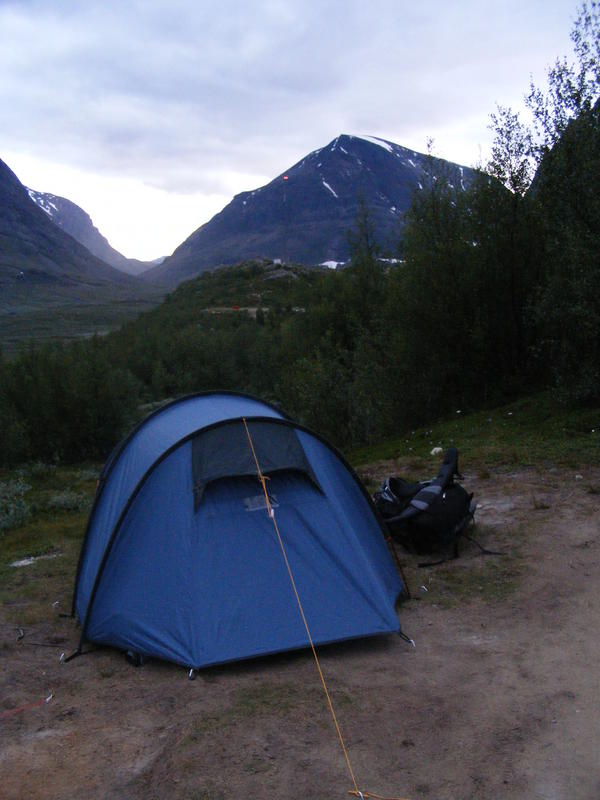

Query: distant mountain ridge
left=26, top=189, right=161, bottom=275
left=145, top=134, right=476, bottom=287
left=0, top=159, right=132, bottom=286
left=0, top=157, right=158, bottom=316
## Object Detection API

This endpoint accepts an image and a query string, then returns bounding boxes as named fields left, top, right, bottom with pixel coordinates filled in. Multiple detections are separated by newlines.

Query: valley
left=0, top=296, right=161, bottom=358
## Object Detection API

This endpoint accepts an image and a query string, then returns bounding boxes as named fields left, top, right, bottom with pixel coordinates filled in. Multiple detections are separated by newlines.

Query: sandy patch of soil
left=1, top=467, right=599, bottom=799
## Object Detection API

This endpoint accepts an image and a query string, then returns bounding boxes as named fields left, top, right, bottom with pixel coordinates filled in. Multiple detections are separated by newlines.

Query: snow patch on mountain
left=357, top=135, right=394, bottom=153
left=28, top=189, right=57, bottom=218
left=322, top=181, right=338, bottom=198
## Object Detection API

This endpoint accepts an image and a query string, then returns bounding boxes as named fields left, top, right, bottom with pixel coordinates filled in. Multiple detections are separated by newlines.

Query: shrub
left=76, top=468, right=99, bottom=482
left=0, top=479, right=32, bottom=533
left=46, top=490, right=92, bottom=513
left=26, top=461, right=58, bottom=478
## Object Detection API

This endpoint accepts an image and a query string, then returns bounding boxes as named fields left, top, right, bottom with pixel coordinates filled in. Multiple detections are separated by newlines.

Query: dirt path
left=1, top=467, right=599, bottom=799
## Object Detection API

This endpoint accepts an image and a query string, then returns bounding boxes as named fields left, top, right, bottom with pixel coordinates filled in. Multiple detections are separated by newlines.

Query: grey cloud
left=0, top=0, right=576, bottom=198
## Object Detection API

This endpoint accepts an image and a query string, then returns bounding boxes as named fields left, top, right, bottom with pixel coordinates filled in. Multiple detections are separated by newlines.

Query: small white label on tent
left=244, top=494, right=279, bottom=512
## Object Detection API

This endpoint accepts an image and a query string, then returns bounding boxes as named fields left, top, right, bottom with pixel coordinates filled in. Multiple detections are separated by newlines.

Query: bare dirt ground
left=1, top=466, right=599, bottom=800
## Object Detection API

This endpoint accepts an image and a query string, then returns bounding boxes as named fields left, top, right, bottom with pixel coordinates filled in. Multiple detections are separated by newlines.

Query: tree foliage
left=526, top=1, right=600, bottom=399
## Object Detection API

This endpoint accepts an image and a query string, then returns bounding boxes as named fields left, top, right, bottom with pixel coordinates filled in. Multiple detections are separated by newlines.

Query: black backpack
left=373, top=448, right=476, bottom=559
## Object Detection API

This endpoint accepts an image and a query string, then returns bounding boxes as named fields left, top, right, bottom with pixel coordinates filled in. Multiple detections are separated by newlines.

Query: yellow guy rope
left=241, top=418, right=409, bottom=800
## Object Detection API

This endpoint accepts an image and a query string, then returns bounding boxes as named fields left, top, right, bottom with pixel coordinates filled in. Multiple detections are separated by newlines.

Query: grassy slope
left=154, top=260, right=322, bottom=316
left=350, top=392, right=600, bottom=473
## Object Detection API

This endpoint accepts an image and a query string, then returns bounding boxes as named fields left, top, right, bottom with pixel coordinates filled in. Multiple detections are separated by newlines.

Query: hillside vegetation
left=0, top=3, right=598, bottom=467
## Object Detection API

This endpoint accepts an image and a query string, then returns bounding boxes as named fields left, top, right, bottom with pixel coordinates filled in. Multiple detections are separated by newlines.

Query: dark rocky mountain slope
left=0, top=158, right=155, bottom=313
left=0, top=157, right=164, bottom=361
left=146, top=134, right=476, bottom=288
left=26, top=189, right=161, bottom=275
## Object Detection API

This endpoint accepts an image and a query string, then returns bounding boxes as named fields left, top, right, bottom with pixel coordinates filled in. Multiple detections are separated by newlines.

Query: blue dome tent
left=71, top=392, right=405, bottom=669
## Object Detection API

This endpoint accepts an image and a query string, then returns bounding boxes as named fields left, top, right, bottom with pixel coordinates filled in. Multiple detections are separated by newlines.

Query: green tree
left=526, top=1, right=600, bottom=154
left=525, top=1, right=600, bottom=399
left=392, top=150, right=482, bottom=418
left=531, top=102, right=600, bottom=399
left=346, top=198, right=385, bottom=330
left=0, top=350, right=30, bottom=465
left=488, top=105, right=535, bottom=195
left=279, top=336, right=352, bottom=445
left=481, top=107, right=544, bottom=385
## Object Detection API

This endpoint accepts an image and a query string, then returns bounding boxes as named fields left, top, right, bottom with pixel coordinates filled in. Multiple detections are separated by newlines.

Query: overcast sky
left=0, top=0, right=578, bottom=260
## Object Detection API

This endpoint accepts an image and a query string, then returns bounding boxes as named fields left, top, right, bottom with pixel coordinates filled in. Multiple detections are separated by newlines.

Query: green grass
left=426, top=548, right=521, bottom=606
left=0, top=464, right=98, bottom=623
left=182, top=681, right=326, bottom=743
left=0, top=298, right=162, bottom=358
left=393, top=521, right=524, bottom=610
left=348, top=392, right=600, bottom=471
left=180, top=680, right=351, bottom=749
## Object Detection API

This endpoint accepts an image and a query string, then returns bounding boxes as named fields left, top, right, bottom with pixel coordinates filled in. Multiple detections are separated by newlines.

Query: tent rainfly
left=71, top=392, right=405, bottom=669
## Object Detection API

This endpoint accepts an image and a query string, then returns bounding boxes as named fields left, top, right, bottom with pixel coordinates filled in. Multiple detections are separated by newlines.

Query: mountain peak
left=145, top=134, right=475, bottom=287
